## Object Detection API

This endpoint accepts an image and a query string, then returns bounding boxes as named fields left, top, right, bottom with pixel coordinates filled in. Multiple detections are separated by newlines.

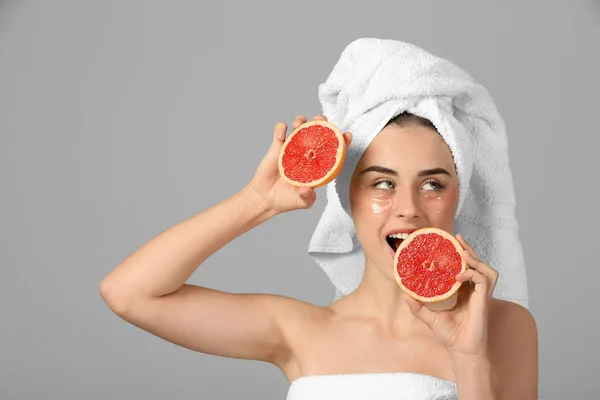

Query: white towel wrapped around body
left=308, top=38, right=529, bottom=308
left=286, top=372, right=458, bottom=400
left=286, top=372, right=542, bottom=400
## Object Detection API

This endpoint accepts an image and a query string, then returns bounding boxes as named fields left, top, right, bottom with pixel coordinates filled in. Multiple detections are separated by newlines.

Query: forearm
left=452, top=355, right=497, bottom=400
left=100, top=185, right=275, bottom=306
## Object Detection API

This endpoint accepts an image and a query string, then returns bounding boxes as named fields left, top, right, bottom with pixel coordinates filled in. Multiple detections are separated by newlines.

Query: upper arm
left=490, top=300, right=539, bottom=400
left=102, top=283, right=301, bottom=366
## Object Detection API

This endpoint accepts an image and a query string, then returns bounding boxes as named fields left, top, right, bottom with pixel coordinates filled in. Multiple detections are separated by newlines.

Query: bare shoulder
left=489, top=298, right=538, bottom=335
left=489, top=298, right=538, bottom=347
left=265, top=293, right=335, bottom=378
left=488, top=298, right=539, bottom=398
left=269, top=293, right=333, bottom=329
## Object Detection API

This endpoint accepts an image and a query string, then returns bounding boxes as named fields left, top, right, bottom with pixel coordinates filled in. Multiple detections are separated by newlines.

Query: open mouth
left=386, top=233, right=410, bottom=253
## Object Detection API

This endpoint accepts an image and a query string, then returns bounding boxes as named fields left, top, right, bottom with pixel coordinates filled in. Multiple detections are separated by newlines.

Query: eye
left=373, top=180, right=395, bottom=190
left=423, top=179, right=445, bottom=191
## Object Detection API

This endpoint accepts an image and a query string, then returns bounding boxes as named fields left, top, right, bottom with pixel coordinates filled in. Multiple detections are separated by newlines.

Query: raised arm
left=99, top=115, right=349, bottom=366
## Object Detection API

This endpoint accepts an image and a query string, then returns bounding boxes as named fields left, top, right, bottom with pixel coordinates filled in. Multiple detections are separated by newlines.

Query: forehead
left=358, top=124, right=455, bottom=168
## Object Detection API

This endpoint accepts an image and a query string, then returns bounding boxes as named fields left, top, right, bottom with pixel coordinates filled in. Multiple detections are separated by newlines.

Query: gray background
left=1, top=0, right=598, bottom=399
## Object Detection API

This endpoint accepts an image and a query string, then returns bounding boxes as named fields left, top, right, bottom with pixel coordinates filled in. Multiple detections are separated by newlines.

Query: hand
left=246, top=114, right=352, bottom=215
left=402, top=234, right=499, bottom=359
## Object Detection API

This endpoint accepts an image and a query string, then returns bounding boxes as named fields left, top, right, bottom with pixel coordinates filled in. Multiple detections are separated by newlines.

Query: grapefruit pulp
left=278, top=120, right=346, bottom=188
left=393, top=227, right=467, bottom=311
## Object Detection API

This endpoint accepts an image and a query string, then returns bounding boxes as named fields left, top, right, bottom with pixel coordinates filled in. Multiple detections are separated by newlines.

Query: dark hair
left=387, top=112, right=457, bottom=172
left=385, top=112, right=437, bottom=131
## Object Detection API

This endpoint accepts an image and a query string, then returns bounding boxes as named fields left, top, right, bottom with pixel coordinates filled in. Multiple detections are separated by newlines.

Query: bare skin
left=100, top=115, right=538, bottom=399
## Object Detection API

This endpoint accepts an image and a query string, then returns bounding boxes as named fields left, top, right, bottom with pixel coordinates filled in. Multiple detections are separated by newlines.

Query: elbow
left=99, top=276, right=133, bottom=317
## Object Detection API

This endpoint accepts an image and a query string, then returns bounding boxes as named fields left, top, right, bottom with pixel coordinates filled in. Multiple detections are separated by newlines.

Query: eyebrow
left=359, top=165, right=452, bottom=177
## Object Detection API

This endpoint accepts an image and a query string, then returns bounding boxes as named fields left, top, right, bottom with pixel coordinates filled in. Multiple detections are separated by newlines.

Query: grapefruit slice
left=393, top=227, right=467, bottom=311
left=278, top=120, right=346, bottom=188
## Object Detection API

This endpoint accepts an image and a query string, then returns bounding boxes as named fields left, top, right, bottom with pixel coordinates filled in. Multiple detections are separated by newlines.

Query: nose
left=392, top=187, right=421, bottom=219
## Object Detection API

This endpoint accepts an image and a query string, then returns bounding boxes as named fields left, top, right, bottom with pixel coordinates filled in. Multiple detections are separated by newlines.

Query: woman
left=100, top=40, right=538, bottom=399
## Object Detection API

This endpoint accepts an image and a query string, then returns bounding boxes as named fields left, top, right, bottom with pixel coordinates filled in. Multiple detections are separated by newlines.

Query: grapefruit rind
left=277, top=120, right=346, bottom=189
left=393, top=227, right=466, bottom=311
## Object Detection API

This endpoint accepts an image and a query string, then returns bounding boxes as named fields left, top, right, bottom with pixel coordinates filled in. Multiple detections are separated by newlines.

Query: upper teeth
left=388, top=233, right=410, bottom=239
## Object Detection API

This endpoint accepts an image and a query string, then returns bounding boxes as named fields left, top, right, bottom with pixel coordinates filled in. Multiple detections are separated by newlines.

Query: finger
left=456, top=267, right=497, bottom=297
left=456, top=268, right=495, bottom=315
left=462, top=250, right=499, bottom=283
left=456, top=234, right=480, bottom=261
left=313, top=115, right=328, bottom=121
left=402, top=292, right=437, bottom=327
left=456, top=268, right=488, bottom=285
left=456, top=278, right=476, bottom=297
left=293, top=115, right=308, bottom=129
left=298, top=186, right=316, bottom=208
left=343, top=132, right=352, bottom=148
left=274, top=122, right=287, bottom=142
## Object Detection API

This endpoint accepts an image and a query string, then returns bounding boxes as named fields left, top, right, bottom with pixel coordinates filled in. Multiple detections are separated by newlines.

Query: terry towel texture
left=286, top=373, right=458, bottom=400
left=307, top=38, right=529, bottom=308
left=286, top=372, right=542, bottom=400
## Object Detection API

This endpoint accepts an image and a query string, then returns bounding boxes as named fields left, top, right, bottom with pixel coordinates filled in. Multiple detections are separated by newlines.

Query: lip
left=385, top=228, right=421, bottom=259
left=384, top=228, right=420, bottom=237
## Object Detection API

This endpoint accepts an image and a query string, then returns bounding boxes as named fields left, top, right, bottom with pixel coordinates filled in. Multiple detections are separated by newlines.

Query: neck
left=347, top=259, right=429, bottom=337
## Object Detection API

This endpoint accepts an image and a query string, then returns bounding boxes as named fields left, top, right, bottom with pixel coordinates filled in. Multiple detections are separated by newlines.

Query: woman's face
left=349, top=123, right=460, bottom=281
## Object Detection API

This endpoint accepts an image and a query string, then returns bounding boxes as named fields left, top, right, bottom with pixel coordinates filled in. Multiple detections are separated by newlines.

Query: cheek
left=421, top=186, right=459, bottom=220
left=350, top=188, right=391, bottom=245
left=352, top=186, right=394, bottom=216
left=360, top=193, right=394, bottom=216
left=370, top=193, right=393, bottom=215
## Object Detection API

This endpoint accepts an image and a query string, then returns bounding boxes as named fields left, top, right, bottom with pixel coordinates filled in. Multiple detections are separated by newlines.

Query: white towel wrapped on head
left=308, top=38, right=529, bottom=308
